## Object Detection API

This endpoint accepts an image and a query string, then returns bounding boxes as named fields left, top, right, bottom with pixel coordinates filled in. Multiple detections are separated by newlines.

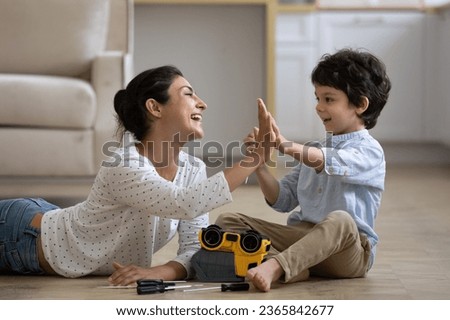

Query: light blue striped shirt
left=272, top=129, right=385, bottom=260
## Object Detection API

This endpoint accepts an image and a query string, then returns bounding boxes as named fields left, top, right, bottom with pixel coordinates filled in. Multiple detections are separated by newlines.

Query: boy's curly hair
left=311, top=48, right=391, bottom=130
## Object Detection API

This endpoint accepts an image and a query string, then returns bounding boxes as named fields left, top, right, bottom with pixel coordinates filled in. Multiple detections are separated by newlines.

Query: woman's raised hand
left=223, top=99, right=277, bottom=191
left=253, top=98, right=276, bottom=166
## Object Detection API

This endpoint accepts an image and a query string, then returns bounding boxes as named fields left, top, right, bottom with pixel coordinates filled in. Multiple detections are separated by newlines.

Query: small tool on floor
left=98, top=279, right=187, bottom=290
left=97, top=285, right=137, bottom=289
left=183, top=282, right=250, bottom=293
left=137, top=279, right=185, bottom=287
left=137, top=284, right=185, bottom=295
left=136, top=279, right=199, bottom=295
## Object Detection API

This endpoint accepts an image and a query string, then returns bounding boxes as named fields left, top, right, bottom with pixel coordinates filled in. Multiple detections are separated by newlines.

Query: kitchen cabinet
left=276, top=11, right=428, bottom=143
left=275, top=13, right=322, bottom=142
left=317, top=0, right=424, bottom=8
left=430, top=6, right=450, bottom=146
left=317, top=12, right=426, bottom=142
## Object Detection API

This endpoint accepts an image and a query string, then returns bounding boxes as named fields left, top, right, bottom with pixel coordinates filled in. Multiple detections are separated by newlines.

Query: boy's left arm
left=272, top=121, right=324, bottom=172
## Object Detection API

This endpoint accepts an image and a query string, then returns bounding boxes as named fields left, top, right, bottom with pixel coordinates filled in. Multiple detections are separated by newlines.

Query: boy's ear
left=356, top=96, right=369, bottom=115
left=145, top=98, right=162, bottom=119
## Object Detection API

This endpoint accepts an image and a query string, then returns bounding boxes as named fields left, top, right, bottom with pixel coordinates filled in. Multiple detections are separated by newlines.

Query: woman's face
left=159, top=76, right=207, bottom=142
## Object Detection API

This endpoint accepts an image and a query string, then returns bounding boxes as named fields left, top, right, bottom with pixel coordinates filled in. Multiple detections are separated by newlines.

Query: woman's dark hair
left=114, top=65, right=183, bottom=141
left=311, top=48, right=391, bottom=129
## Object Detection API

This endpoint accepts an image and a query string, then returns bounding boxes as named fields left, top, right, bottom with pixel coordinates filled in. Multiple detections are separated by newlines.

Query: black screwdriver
left=137, top=279, right=179, bottom=287
left=137, top=284, right=174, bottom=295
left=183, top=282, right=250, bottom=292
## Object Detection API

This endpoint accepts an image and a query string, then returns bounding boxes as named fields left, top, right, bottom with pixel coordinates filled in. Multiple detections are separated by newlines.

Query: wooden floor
left=1, top=163, right=450, bottom=300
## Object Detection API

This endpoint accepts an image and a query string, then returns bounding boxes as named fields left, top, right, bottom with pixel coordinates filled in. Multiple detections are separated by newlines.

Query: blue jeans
left=0, top=198, right=59, bottom=274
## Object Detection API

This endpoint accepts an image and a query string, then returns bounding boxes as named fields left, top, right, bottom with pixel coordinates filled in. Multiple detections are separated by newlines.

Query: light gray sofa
left=0, top=0, right=133, bottom=184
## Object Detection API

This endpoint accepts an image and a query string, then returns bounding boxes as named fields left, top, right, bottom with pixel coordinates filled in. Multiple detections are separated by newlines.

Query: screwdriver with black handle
left=137, top=279, right=179, bottom=287
left=136, top=279, right=192, bottom=295
left=137, top=284, right=193, bottom=295
left=183, top=282, right=250, bottom=293
left=137, top=282, right=250, bottom=294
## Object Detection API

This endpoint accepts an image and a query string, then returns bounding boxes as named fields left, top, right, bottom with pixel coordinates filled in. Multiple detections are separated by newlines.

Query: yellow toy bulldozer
left=194, top=224, right=271, bottom=280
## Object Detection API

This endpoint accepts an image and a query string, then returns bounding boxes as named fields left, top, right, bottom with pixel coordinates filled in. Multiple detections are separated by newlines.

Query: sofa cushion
left=0, top=0, right=109, bottom=77
left=0, top=75, right=96, bottom=129
left=0, top=128, right=95, bottom=176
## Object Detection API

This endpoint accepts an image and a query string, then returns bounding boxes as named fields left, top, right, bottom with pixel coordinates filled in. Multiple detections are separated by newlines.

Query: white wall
left=134, top=4, right=266, bottom=158
left=425, top=0, right=450, bottom=6
left=133, top=4, right=450, bottom=150
left=433, top=8, right=450, bottom=146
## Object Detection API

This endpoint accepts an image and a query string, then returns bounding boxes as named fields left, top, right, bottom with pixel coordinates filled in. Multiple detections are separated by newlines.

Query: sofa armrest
left=91, top=51, right=134, bottom=169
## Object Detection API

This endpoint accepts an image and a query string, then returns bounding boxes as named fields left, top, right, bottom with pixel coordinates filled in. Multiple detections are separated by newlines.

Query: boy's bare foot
left=246, top=258, right=284, bottom=292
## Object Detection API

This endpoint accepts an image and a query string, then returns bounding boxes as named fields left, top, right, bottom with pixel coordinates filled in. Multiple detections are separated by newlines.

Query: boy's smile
left=314, top=84, right=367, bottom=135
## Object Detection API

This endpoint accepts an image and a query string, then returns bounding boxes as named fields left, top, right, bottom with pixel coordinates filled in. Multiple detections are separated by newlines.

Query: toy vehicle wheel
left=240, top=230, right=262, bottom=253
left=201, top=224, right=223, bottom=249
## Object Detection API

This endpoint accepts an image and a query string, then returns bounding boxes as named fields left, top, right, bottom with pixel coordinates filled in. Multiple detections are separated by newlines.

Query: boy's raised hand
left=224, top=99, right=277, bottom=190
left=254, top=98, right=276, bottom=165
left=271, top=117, right=289, bottom=154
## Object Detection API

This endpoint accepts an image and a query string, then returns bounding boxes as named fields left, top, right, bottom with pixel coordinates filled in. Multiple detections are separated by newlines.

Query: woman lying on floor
left=0, top=65, right=275, bottom=285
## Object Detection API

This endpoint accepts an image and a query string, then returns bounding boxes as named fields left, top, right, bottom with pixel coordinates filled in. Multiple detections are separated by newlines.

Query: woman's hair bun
left=113, top=89, right=128, bottom=120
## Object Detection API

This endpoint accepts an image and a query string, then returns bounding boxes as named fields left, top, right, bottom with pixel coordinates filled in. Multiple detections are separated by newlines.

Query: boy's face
left=314, top=84, right=366, bottom=135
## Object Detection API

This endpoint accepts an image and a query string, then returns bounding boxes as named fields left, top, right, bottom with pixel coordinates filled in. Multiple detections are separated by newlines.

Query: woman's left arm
left=171, top=213, right=209, bottom=279
left=108, top=261, right=187, bottom=286
left=108, top=214, right=208, bottom=286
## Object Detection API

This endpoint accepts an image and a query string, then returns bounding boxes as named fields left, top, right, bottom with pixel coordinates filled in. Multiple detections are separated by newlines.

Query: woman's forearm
left=255, top=165, right=280, bottom=206
left=150, top=261, right=188, bottom=281
left=224, top=155, right=262, bottom=192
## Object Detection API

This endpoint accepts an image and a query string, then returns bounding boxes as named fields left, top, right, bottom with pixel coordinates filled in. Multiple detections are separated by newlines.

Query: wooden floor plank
left=1, top=164, right=450, bottom=300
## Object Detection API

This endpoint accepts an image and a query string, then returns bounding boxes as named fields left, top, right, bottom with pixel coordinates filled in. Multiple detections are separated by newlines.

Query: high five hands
left=224, top=98, right=279, bottom=191
left=243, top=98, right=277, bottom=167
left=247, top=98, right=324, bottom=172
